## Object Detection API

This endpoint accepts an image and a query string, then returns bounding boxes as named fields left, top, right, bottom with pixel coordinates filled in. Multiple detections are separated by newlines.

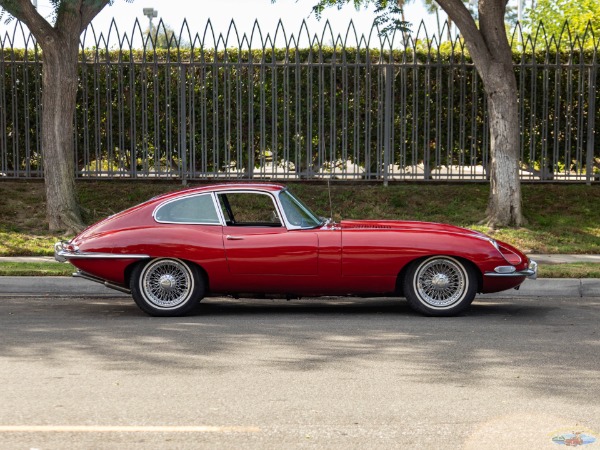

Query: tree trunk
left=482, top=61, right=523, bottom=227
left=435, top=0, right=524, bottom=228
left=0, top=0, right=110, bottom=233
left=41, top=34, right=84, bottom=233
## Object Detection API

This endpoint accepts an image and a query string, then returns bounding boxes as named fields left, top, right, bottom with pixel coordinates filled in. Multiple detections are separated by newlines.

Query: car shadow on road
left=190, top=297, right=419, bottom=316
left=188, top=297, right=560, bottom=319
left=1, top=295, right=597, bottom=405
left=5, top=294, right=560, bottom=318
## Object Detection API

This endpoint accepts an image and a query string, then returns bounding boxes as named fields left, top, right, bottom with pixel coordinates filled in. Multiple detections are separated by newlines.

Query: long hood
left=339, top=219, right=486, bottom=238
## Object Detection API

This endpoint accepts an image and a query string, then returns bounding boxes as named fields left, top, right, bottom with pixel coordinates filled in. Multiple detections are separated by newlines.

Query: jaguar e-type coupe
left=55, top=183, right=537, bottom=317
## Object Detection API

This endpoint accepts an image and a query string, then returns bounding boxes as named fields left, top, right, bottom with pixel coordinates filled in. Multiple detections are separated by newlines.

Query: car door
left=218, top=191, right=319, bottom=276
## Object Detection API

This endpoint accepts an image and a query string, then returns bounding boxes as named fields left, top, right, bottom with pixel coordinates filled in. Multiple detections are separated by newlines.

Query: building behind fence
left=1, top=19, right=598, bottom=182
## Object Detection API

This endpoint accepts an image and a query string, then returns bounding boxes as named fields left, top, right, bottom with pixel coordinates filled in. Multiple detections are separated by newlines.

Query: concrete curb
left=479, top=278, right=600, bottom=298
left=0, top=276, right=599, bottom=299
left=0, top=276, right=129, bottom=297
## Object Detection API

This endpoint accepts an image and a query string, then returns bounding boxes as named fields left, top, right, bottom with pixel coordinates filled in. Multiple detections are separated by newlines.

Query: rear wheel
left=130, top=258, right=204, bottom=316
left=403, top=256, right=477, bottom=316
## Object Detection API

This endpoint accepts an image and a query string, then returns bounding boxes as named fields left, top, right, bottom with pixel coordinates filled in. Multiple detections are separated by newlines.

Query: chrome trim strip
left=484, top=269, right=536, bottom=278
left=63, top=252, right=150, bottom=260
left=55, top=242, right=149, bottom=262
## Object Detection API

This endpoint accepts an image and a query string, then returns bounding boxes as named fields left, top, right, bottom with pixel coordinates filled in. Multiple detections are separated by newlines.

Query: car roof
left=150, top=183, right=286, bottom=203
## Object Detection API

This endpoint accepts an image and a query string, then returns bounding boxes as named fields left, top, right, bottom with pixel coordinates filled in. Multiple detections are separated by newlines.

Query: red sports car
left=55, top=183, right=537, bottom=317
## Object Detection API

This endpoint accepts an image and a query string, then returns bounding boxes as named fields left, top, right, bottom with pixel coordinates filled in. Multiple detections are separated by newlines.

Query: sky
left=1, top=0, right=447, bottom=48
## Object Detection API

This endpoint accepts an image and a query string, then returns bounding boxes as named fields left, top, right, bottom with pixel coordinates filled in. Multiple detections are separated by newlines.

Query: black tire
left=130, top=258, right=204, bottom=317
left=403, top=256, right=477, bottom=316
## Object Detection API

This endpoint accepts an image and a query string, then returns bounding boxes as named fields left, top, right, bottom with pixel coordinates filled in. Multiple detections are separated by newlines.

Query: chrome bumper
left=54, top=241, right=71, bottom=262
left=484, top=260, right=538, bottom=280
left=54, top=241, right=150, bottom=263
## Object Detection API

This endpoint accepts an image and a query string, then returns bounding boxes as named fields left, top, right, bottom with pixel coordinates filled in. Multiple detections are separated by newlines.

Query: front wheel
left=130, top=258, right=204, bottom=317
left=403, top=256, right=477, bottom=316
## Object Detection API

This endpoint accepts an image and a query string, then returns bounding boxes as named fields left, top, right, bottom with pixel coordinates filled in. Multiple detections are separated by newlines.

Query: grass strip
left=537, top=263, right=600, bottom=279
left=0, top=262, right=74, bottom=276
left=1, top=181, right=600, bottom=256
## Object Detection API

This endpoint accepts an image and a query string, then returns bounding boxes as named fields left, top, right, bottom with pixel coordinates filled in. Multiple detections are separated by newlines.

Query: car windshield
left=278, top=189, right=323, bottom=229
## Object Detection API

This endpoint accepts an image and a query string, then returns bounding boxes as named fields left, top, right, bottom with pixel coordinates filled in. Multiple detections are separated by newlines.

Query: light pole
left=143, top=7, right=158, bottom=47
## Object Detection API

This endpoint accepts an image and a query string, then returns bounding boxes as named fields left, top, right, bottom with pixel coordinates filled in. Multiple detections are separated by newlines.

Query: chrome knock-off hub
left=159, top=274, right=177, bottom=291
left=430, top=273, right=450, bottom=289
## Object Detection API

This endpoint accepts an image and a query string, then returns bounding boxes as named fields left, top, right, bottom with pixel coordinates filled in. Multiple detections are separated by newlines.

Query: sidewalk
left=528, top=254, right=600, bottom=264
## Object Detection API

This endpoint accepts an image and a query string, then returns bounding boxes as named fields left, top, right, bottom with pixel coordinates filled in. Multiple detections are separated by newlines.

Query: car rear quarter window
left=154, top=194, right=221, bottom=224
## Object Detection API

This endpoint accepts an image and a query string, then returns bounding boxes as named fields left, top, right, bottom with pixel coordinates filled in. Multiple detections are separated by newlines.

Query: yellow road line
left=0, top=425, right=261, bottom=433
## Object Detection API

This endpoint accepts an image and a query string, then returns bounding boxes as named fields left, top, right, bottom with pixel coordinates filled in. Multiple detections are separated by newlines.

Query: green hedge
left=1, top=45, right=598, bottom=178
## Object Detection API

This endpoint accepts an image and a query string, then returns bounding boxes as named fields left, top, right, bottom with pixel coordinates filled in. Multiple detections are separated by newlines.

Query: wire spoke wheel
left=142, top=260, right=192, bottom=308
left=404, top=256, right=477, bottom=316
left=131, top=258, right=203, bottom=316
left=416, top=259, right=466, bottom=307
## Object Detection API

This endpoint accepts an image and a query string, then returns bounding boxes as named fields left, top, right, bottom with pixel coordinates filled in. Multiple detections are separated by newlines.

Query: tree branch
left=51, top=0, right=110, bottom=39
left=435, top=0, right=491, bottom=64
left=0, top=0, right=56, bottom=42
left=479, top=0, right=511, bottom=60
left=53, top=0, right=77, bottom=35
left=79, top=0, right=110, bottom=33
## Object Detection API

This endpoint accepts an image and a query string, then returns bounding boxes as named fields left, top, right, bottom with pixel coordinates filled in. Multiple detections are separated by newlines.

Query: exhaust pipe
left=73, top=271, right=131, bottom=295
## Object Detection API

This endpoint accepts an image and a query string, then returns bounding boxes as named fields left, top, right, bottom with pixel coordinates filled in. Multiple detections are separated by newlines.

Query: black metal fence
left=1, top=19, right=598, bottom=182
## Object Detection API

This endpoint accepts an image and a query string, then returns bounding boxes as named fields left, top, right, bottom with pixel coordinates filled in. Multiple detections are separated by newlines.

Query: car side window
left=218, top=192, right=282, bottom=227
left=154, top=194, right=221, bottom=224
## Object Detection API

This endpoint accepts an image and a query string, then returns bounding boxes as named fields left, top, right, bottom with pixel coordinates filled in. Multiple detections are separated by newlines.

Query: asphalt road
left=1, top=282, right=599, bottom=449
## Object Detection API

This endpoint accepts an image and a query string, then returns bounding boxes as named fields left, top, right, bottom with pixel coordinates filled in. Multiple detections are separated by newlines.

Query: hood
left=339, top=219, right=487, bottom=238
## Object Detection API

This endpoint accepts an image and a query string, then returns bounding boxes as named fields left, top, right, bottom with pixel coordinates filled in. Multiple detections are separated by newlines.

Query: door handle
left=226, top=235, right=244, bottom=240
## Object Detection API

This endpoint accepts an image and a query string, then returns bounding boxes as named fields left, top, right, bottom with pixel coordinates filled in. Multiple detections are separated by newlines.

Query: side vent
left=347, top=225, right=392, bottom=230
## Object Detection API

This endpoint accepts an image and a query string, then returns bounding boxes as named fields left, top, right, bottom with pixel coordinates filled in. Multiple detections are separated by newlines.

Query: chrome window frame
left=215, top=190, right=285, bottom=228
left=276, top=189, right=323, bottom=230
left=153, top=188, right=322, bottom=231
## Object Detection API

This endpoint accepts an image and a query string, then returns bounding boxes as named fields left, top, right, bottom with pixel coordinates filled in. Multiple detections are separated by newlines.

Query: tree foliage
left=525, top=0, right=600, bottom=44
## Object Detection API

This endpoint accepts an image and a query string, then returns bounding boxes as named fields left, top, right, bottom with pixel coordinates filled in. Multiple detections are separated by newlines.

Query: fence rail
left=1, top=19, right=599, bottom=182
